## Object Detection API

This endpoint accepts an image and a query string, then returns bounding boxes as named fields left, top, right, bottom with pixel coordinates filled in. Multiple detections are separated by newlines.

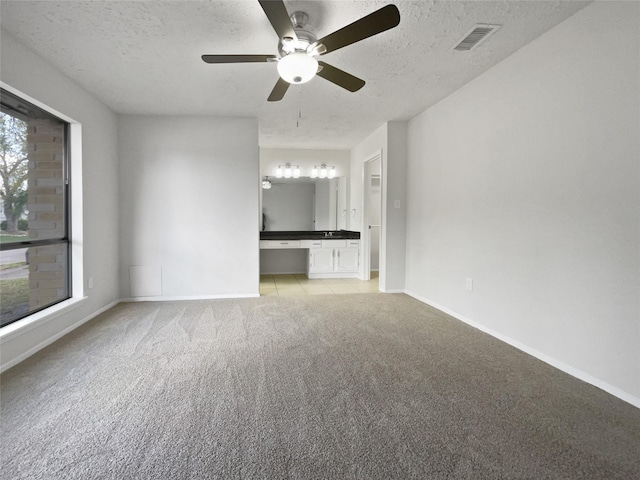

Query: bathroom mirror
left=261, top=177, right=348, bottom=231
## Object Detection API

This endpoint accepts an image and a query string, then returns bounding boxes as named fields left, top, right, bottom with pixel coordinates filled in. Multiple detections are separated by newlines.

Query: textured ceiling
left=0, top=1, right=590, bottom=149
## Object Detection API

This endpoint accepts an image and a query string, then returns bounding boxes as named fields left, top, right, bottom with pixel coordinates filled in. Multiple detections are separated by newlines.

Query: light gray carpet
left=1, top=294, right=639, bottom=479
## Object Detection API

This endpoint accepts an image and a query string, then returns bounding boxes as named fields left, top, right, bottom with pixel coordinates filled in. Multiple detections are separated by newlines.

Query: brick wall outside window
left=26, top=119, right=66, bottom=310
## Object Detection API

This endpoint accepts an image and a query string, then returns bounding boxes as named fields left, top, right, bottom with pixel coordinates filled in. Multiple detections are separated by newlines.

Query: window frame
left=0, top=87, right=73, bottom=328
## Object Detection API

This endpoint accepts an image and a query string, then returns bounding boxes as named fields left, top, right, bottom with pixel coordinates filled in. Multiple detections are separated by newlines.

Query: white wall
left=385, top=122, right=408, bottom=290
left=118, top=115, right=259, bottom=299
left=0, top=29, right=120, bottom=369
left=405, top=1, right=640, bottom=404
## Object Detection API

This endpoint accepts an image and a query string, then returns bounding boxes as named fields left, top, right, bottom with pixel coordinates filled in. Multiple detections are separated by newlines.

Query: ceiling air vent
left=453, top=24, right=501, bottom=51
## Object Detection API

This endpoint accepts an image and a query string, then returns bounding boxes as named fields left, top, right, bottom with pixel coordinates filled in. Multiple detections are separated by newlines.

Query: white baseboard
left=1, top=300, right=120, bottom=373
left=404, top=290, right=640, bottom=409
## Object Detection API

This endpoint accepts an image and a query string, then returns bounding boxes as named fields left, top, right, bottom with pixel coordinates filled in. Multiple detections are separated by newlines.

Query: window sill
left=0, top=297, right=87, bottom=343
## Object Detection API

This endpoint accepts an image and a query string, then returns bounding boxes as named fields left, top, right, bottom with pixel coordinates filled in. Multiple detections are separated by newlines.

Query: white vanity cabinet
left=335, top=244, right=359, bottom=272
left=307, top=239, right=360, bottom=278
left=308, top=248, right=335, bottom=273
left=260, top=233, right=360, bottom=279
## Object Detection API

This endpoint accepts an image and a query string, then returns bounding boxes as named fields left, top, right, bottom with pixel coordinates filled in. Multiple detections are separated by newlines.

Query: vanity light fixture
left=311, top=164, right=335, bottom=179
left=311, top=163, right=336, bottom=178
left=276, top=163, right=300, bottom=179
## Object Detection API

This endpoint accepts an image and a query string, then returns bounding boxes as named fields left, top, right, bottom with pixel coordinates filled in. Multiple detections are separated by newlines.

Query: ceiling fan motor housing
left=278, top=27, right=318, bottom=57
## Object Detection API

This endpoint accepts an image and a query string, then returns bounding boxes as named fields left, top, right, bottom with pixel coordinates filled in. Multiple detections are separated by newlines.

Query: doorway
left=361, top=152, right=382, bottom=283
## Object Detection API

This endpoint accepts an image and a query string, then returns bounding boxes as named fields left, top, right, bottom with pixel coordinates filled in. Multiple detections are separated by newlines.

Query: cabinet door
left=309, top=248, right=334, bottom=273
left=335, top=247, right=359, bottom=272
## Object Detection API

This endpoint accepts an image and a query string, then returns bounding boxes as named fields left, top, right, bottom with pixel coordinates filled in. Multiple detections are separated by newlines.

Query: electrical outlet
left=394, top=199, right=401, bottom=209
left=465, top=277, right=473, bottom=292
left=88, top=277, right=94, bottom=289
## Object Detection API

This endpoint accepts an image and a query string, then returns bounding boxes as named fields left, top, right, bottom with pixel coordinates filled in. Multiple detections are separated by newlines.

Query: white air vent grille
left=454, top=24, right=501, bottom=51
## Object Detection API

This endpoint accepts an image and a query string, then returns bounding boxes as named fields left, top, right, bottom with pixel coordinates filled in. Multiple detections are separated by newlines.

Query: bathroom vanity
left=260, top=230, right=360, bottom=278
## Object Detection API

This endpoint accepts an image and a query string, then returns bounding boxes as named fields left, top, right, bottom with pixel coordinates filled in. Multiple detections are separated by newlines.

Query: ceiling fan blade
left=315, top=4, right=400, bottom=55
left=202, top=54, right=277, bottom=64
left=258, top=0, right=297, bottom=43
left=268, top=78, right=290, bottom=102
left=316, top=62, right=365, bottom=92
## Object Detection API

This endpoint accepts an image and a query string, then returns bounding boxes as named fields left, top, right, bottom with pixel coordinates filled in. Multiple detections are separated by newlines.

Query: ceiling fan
left=202, top=0, right=401, bottom=102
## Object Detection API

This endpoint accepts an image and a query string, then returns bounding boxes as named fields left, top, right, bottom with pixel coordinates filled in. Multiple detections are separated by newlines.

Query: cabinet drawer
left=265, top=240, right=301, bottom=248
left=322, top=240, right=347, bottom=248
left=301, top=239, right=323, bottom=248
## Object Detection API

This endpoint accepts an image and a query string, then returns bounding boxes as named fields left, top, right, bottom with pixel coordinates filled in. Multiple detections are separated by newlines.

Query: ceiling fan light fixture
left=277, top=52, right=318, bottom=84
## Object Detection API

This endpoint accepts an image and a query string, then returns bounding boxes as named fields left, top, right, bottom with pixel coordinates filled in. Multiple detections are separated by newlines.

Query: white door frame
left=360, top=151, right=382, bottom=283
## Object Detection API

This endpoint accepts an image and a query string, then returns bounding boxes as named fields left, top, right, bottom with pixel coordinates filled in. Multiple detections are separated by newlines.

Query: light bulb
left=293, top=166, right=300, bottom=178
left=328, top=166, right=336, bottom=179
left=277, top=53, right=318, bottom=84
left=276, top=166, right=283, bottom=178
left=319, top=165, right=327, bottom=178
left=284, top=165, right=292, bottom=178
left=311, top=166, right=318, bottom=178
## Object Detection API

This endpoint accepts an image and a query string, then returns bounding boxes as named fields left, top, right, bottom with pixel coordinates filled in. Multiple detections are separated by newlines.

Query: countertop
left=260, top=230, right=360, bottom=240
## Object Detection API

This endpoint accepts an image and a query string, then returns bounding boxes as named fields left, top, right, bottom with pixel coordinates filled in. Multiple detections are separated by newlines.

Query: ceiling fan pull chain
left=297, top=85, right=302, bottom=128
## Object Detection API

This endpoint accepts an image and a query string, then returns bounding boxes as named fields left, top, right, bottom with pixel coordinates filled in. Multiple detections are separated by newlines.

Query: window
left=0, top=88, right=70, bottom=327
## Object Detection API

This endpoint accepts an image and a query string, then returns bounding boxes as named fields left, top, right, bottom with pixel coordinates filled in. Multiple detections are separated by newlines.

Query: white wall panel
left=0, top=29, right=120, bottom=370
left=405, top=2, right=640, bottom=402
left=118, top=115, right=259, bottom=298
